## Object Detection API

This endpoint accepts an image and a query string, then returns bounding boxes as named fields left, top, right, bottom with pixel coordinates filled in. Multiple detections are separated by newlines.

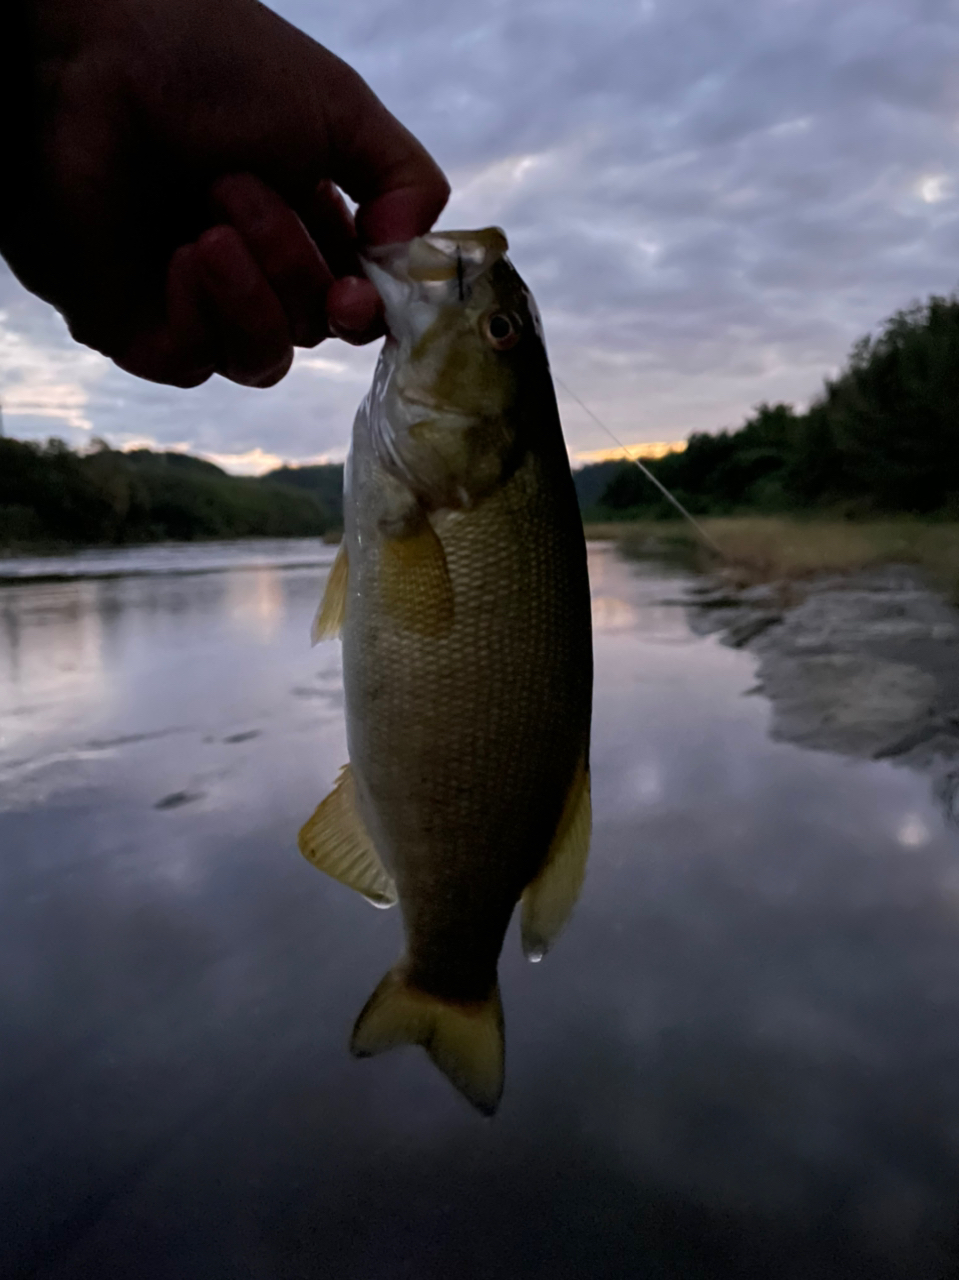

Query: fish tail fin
left=350, top=965, right=504, bottom=1116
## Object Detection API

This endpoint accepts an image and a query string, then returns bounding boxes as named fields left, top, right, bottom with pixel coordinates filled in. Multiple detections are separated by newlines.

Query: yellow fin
left=311, top=542, right=349, bottom=645
left=298, top=765, right=397, bottom=908
left=521, top=756, right=592, bottom=960
left=351, top=966, right=504, bottom=1116
left=379, top=519, right=454, bottom=638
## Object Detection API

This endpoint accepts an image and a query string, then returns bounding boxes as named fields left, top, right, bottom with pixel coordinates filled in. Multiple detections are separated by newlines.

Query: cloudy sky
left=2, top=0, right=959, bottom=471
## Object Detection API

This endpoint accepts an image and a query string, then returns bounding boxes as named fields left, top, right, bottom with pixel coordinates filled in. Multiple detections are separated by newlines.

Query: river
left=2, top=540, right=958, bottom=1278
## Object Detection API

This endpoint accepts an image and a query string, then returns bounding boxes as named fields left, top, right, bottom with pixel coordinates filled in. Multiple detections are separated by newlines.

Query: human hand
left=1, top=0, right=449, bottom=388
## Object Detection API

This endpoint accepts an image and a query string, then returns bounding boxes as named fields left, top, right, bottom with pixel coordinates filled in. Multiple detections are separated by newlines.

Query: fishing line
left=555, top=376, right=724, bottom=558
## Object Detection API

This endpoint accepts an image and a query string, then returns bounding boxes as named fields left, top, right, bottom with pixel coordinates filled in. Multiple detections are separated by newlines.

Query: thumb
left=317, top=58, right=450, bottom=245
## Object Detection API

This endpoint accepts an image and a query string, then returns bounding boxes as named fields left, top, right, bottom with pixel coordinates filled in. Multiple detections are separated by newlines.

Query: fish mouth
left=364, top=228, right=508, bottom=287
left=362, top=228, right=509, bottom=342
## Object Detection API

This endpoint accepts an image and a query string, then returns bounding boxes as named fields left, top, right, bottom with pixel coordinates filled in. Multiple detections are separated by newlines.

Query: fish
left=299, top=227, right=593, bottom=1115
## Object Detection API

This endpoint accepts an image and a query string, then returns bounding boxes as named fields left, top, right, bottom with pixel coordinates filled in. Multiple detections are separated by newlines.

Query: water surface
left=3, top=541, right=959, bottom=1278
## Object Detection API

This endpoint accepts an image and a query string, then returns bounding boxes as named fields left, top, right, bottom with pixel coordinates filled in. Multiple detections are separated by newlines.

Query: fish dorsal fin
left=298, top=765, right=397, bottom=908
left=379, top=518, right=454, bottom=638
left=521, top=754, right=592, bottom=960
left=351, top=965, right=505, bottom=1116
left=311, top=542, right=349, bottom=645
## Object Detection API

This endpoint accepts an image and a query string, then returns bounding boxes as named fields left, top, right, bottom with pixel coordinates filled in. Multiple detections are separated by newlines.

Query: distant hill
left=0, top=440, right=332, bottom=548
left=7, top=289, right=956, bottom=551
left=572, top=460, right=628, bottom=511
left=262, top=464, right=344, bottom=527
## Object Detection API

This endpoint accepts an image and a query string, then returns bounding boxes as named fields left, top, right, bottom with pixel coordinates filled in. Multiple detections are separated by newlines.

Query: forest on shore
left=0, top=442, right=344, bottom=548
left=2, top=290, right=958, bottom=549
left=580, top=294, right=959, bottom=522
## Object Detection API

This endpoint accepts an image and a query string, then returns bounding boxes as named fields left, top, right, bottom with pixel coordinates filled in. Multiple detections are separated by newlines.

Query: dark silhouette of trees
left=0, top=440, right=341, bottom=547
left=581, top=294, right=959, bottom=521
left=6, top=290, right=959, bottom=547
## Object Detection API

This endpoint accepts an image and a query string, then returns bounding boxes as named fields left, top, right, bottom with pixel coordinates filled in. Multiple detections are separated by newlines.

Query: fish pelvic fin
left=311, top=542, right=349, bottom=645
left=521, top=753, right=592, bottom=961
left=298, top=765, right=397, bottom=908
left=350, top=966, right=504, bottom=1116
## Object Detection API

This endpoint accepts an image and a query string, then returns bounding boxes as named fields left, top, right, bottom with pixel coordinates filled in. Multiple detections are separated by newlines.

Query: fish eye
left=482, top=311, right=522, bottom=351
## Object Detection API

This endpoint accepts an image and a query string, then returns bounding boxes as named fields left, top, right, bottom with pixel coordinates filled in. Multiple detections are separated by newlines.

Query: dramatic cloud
left=2, top=0, right=959, bottom=467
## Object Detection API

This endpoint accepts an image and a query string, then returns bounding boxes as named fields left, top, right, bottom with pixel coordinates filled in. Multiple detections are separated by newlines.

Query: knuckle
left=220, top=347, right=293, bottom=388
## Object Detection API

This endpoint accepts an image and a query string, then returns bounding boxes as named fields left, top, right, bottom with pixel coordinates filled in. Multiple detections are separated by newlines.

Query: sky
left=2, top=0, right=959, bottom=472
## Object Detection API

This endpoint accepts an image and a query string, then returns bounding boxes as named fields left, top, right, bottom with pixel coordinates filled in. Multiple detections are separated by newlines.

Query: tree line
left=0, top=438, right=344, bottom=547
left=578, top=293, right=959, bottom=521
left=4, top=290, right=958, bottom=547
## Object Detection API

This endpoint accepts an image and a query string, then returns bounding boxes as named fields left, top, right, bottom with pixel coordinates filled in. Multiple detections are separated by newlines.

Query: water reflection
left=2, top=544, right=959, bottom=1278
left=0, top=582, right=107, bottom=764
left=588, top=543, right=698, bottom=641
left=225, top=566, right=285, bottom=642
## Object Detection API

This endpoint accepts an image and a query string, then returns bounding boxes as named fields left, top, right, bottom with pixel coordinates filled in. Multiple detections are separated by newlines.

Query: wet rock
left=689, top=564, right=959, bottom=820
left=736, top=584, right=784, bottom=608
left=722, top=611, right=783, bottom=649
left=757, top=589, right=959, bottom=654
left=687, top=605, right=746, bottom=638
left=759, top=652, right=937, bottom=756
left=690, top=591, right=747, bottom=610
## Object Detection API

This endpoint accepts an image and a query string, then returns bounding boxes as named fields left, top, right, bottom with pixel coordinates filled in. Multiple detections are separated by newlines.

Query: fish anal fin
left=298, top=765, right=397, bottom=908
left=311, top=542, right=349, bottom=645
left=521, top=755, right=592, bottom=960
left=379, top=519, right=454, bottom=638
left=351, top=966, right=504, bottom=1116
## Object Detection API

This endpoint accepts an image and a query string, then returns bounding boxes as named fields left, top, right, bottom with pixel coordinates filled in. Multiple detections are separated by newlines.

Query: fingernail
left=329, top=319, right=373, bottom=345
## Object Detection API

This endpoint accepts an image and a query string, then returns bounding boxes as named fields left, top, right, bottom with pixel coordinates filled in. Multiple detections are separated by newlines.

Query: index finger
left=322, top=64, right=450, bottom=246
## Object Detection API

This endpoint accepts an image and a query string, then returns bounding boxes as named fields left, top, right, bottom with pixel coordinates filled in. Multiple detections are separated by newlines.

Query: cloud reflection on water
left=2, top=544, right=959, bottom=1277
left=0, top=581, right=107, bottom=765
left=225, top=566, right=286, bottom=643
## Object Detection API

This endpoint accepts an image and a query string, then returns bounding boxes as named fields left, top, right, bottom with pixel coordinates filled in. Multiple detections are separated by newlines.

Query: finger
left=299, top=180, right=385, bottom=345
left=167, top=244, right=216, bottom=363
left=319, top=62, right=450, bottom=245
left=194, top=225, right=294, bottom=387
left=115, top=246, right=216, bottom=387
left=211, top=174, right=332, bottom=348
left=327, top=277, right=385, bottom=345
left=300, top=181, right=385, bottom=344
left=297, top=180, right=363, bottom=279
left=115, top=335, right=216, bottom=388
left=356, top=184, right=451, bottom=248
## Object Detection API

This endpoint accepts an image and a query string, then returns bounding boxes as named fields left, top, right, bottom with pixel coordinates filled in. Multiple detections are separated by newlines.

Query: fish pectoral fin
left=379, top=518, right=454, bottom=638
left=521, top=754, right=592, bottom=960
left=351, top=967, right=504, bottom=1116
left=311, top=542, right=349, bottom=645
left=298, top=765, right=397, bottom=908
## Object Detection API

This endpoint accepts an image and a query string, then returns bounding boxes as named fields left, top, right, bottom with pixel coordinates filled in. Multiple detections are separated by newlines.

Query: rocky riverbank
left=687, top=565, right=959, bottom=822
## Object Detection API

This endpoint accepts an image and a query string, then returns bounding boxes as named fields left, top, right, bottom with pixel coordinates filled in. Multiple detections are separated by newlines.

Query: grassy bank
left=586, top=516, right=959, bottom=601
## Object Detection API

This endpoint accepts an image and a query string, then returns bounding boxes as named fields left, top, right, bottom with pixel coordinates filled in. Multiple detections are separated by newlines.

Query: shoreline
left=0, top=537, right=338, bottom=585
left=686, top=563, right=959, bottom=823
left=588, top=515, right=959, bottom=605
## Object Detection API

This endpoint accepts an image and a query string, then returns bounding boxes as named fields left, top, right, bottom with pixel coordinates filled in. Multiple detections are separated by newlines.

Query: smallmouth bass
left=300, top=228, right=593, bottom=1114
